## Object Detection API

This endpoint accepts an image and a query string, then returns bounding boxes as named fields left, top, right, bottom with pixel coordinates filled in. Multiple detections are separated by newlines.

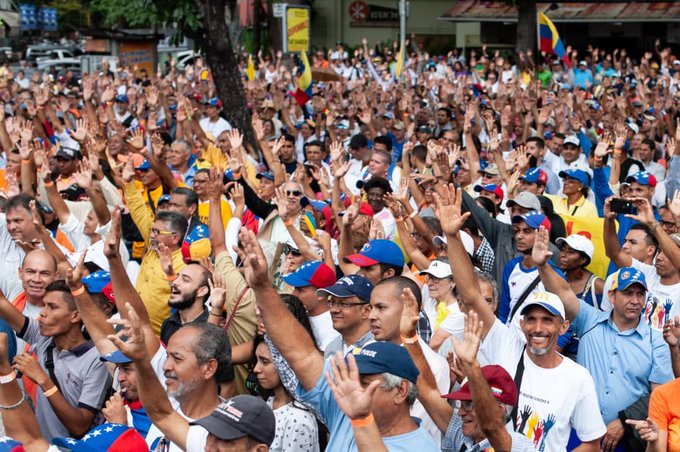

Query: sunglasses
left=286, top=190, right=302, bottom=197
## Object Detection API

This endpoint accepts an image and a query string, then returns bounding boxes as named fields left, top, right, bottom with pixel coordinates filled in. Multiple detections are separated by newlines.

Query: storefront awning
left=439, top=2, right=680, bottom=23
left=0, top=10, right=19, bottom=29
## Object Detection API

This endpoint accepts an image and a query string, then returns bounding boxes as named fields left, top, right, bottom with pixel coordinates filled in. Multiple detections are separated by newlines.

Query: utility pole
left=399, top=0, right=407, bottom=50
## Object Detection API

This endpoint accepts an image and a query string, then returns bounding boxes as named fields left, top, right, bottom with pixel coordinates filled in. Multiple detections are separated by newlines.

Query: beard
left=168, top=291, right=197, bottom=310
left=165, top=372, right=200, bottom=399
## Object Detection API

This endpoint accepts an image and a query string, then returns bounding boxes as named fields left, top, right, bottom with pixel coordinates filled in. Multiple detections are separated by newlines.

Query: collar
left=124, top=399, right=143, bottom=410
left=50, top=338, right=95, bottom=356
left=604, top=313, right=646, bottom=337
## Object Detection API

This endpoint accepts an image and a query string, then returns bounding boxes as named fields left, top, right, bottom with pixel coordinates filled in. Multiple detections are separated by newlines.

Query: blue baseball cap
left=158, top=194, right=172, bottom=205
left=474, top=183, right=504, bottom=202
left=99, top=349, right=133, bottom=364
left=611, top=267, right=648, bottom=291
left=317, top=274, right=374, bottom=302
left=205, top=97, right=223, bottom=108
left=558, top=168, right=590, bottom=186
left=520, top=168, right=548, bottom=185
left=283, top=261, right=336, bottom=288
left=113, top=94, right=128, bottom=103
left=353, top=342, right=420, bottom=384
left=625, top=171, right=657, bottom=188
left=300, top=197, right=328, bottom=212
left=256, top=171, right=274, bottom=181
left=82, top=270, right=111, bottom=294
left=344, top=239, right=405, bottom=268
left=512, top=210, right=551, bottom=231
left=52, top=423, right=147, bottom=451
left=134, top=159, right=151, bottom=171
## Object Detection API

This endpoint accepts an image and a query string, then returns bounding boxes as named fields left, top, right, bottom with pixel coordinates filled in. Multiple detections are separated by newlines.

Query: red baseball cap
left=442, top=364, right=518, bottom=406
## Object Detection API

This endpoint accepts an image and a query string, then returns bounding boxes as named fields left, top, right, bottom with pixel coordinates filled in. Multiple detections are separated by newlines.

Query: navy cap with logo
left=316, top=274, right=374, bottom=302
left=190, top=395, right=276, bottom=446
left=353, top=342, right=420, bottom=384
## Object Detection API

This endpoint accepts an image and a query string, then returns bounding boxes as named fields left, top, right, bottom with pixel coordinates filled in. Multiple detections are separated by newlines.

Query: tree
left=515, top=0, right=537, bottom=54
left=92, top=0, right=254, bottom=142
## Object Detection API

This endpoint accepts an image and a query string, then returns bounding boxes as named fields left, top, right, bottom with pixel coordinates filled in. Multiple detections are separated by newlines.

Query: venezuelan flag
left=246, top=54, right=255, bottom=81
left=394, top=44, right=404, bottom=81
left=291, top=51, right=313, bottom=106
left=538, top=12, right=570, bottom=67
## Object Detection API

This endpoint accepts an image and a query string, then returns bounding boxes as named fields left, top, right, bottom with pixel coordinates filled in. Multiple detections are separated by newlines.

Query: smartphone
left=610, top=198, right=635, bottom=215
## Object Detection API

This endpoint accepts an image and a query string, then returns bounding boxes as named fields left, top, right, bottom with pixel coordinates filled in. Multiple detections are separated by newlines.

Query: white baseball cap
left=564, top=135, right=580, bottom=147
left=520, top=291, right=566, bottom=319
left=433, top=230, right=474, bottom=257
left=419, top=260, right=453, bottom=279
left=556, top=234, right=594, bottom=264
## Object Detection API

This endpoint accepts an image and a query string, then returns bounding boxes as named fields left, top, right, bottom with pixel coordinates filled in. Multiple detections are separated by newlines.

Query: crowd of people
left=0, top=37, right=675, bottom=451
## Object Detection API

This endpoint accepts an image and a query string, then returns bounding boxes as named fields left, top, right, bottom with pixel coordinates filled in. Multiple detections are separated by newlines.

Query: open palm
left=326, top=352, right=379, bottom=420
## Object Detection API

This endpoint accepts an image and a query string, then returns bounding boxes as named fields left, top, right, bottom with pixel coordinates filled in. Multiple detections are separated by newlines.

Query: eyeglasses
left=286, top=190, right=302, bottom=197
left=193, top=179, right=209, bottom=184
left=327, top=299, right=369, bottom=309
left=150, top=228, right=175, bottom=236
left=284, top=248, right=301, bottom=257
left=454, top=400, right=473, bottom=410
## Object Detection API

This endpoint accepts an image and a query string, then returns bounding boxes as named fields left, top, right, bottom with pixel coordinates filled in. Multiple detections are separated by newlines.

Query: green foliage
left=91, top=0, right=202, bottom=37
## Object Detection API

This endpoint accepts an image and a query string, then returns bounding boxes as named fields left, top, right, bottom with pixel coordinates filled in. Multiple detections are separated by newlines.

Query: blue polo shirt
left=571, top=300, right=673, bottom=424
left=296, top=361, right=439, bottom=451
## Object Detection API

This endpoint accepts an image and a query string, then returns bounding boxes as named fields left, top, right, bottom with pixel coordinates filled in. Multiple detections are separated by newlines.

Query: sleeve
left=225, top=217, right=242, bottom=263
left=279, top=409, right=319, bottom=451
left=185, top=425, right=209, bottom=452
left=78, top=357, right=113, bottom=412
left=295, top=360, right=342, bottom=427
left=649, top=331, right=674, bottom=385
left=479, top=319, right=516, bottom=365
left=592, top=167, right=614, bottom=206
left=123, top=182, right=154, bottom=243
left=98, top=176, right=124, bottom=207
left=665, top=156, right=680, bottom=203
left=498, top=261, right=513, bottom=323
left=236, top=177, right=276, bottom=220
left=63, top=200, right=93, bottom=222
left=213, top=251, right=257, bottom=348
left=58, top=214, right=89, bottom=252
left=570, top=371, right=607, bottom=441
left=17, top=316, right=41, bottom=346
left=647, top=385, right=668, bottom=430
left=461, top=189, right=504, bottom=249
left=0, top=318, right=16, bottom=362
left=570, top=299, right=599, bottom=336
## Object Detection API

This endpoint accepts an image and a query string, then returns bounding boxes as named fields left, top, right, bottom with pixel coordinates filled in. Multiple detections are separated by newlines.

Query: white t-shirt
left=480, top=319, right=606, bottom=450
left=308, top=311, right=340, bottom=352
left=147, top=405, right=209, bottom=452
left=601, top=258, right=680, bottom=330
left=267, top=397, right=320, bottom=452
left=199, top=116, right=232, bottom=140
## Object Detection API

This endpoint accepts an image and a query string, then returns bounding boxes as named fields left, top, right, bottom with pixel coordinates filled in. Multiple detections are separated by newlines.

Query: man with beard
left=160, top=263, right=212, bottom=344
left=436, top=186, right=605, bottom=450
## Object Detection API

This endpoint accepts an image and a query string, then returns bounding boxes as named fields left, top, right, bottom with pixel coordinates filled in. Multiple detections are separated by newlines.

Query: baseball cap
left=474, top=184, right=504, bottom=202
left=478, top=163, right=500, bottom=176
left=133, top=154, right=151, bottom=170
left=191, top=395, right=276, bottom=446
left=556, top=234, right=594, bottom=264
left=392, top=120, right=405, bottom=131
left=433, top=230, right=475, bottom=256
left=344, top=239, right=405, bottom=268
left=520, top=168, right=548, bottom=186
left=82, top=270, right=114, bottom=301
left=358, top=202, right=375, bottom=218
left=99, top=349, right=133, bottom=365
left=417, top=125, right=432, bottom=134
left=625, top=171, right=657, bottom=188
left=283, top=261, right=336, bottom=288
left=60, top=184, right=87, bottom=201
left=317, top=274, right=374, bottom=302
left=383, top=111, right=395, bottom=120
left=353, top=342, right=420, bottom=384
left=506, top=192, right=541, bottom=211
left=520, top=291, right=566, bottom=319
left=419, top=260, right=452, bottom=279
left=182, top=224, right=212, bottom=264
left=563, top=135, right=580, bottom=147
left=512, top=210, right=551, bottom=231
left=632, top=100, right=643, bottom=108
left=611, top=267, right=648, bottom=291
left=442, top=364, right=518, bottom=405
left=256, top=171, right=274, bottom=181
left=626, top=122, right=640, bottom=134
left=300, top=197, right=328, bottom=212
left=113, top=94, right=128, bottom=103
left=205, top=97, right=223, bottom=108
left=52, top=423, right=147, bottom=451
left=361, top=177, right=392, bottom=193
left=0, top=437, right=23, bottom=450
left=158, top=194, right=172, bottom=206
left=350, top=134, right=368, bottom=149
left=55, top=146, right=82, bottom=160
left=559, top=168, right=590, bottom=187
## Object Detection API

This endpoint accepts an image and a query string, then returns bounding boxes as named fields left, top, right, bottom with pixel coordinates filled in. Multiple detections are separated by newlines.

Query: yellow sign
left=285, top=6, right=310, bottom=53
left=561, top=214, right=615, bottom=280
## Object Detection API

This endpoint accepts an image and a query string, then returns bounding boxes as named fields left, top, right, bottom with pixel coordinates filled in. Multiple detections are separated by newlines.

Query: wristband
left=401, top=334, right=419, bottom=344
left=350, top=413, right=375, bottom=427
left=21, top=159, right=30, bottom=164
left=43, top=386, right=59, bottom=398
left=395, top=216, right=404, bottom=223
left=408, top=210, right=418, bottom=219
left=0, top=372, right=15, bottom=384
left=165, top=274, right=178, bottom=281
left=70, top=286, right=85, bottom=296
left=284, top=218, right=295, bottom=227
left=44, top=181, right=54, bottom=187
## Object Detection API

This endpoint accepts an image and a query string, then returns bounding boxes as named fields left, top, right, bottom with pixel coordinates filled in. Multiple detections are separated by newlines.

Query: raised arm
left=630, top=197, right=680, bottom=270
left=235, top=228, right=323, bottom=391
left=602, top=197, right=632, bottom=268
left=436, top=185, right=495, bottom=338
left=533, top=226, right=581, bottom=320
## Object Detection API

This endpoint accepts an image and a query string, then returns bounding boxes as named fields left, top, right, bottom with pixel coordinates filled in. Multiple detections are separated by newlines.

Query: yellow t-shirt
left=197, top=198, right=232, bottom=229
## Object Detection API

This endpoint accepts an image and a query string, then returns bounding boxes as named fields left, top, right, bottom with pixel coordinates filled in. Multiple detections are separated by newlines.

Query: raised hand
left=252, top=115, right=265, bottom=141
left=663, top=315, right=680, bottom=347
left=74, top=160, right=94, bottom=190
left=107, top=303, right=148, bottom=362
left=234, top=227, right=271, bottom=289
left=103, top=207, right=122, bottom=259
left=121, top=159, right=135, bottom=183
left=157, top=243, right=174, bottom=276
left=325, top=352, right=380, bottom=420
left=208, top=272, right=228, bottom=311
left=127, top=127, right=145, bottom=151
left=626, top=197, right=656, bottom=227
left=531, top=225, right=553, bottom=267
left=273, top=186, right=291, bottom=221
left=451, top=311, right=483, bottom=367
left=668, top=190, right=680, bottom=219
left=70, top=118, right=90, bottom=143
left=227, top=129, right=244, bottom=150
left=400, top=288, right=420, bottom=339
left=368, top=218, right=384, bottom=240
left=433, top=184, right=470, bottom=236
left=146, top=86, right=159, bottom=107
left=207, top=167, right=225, bottom=200
left=229, top=182, right=245, bottom=211
left=270, top=135, right=285, bottom=159
left=329, top=141, right=344, bottom=163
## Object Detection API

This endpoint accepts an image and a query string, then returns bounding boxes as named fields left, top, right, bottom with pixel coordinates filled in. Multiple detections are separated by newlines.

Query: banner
left=560, top=214, right=614, bottom=279
left=283, top=5, right=310, bottom=53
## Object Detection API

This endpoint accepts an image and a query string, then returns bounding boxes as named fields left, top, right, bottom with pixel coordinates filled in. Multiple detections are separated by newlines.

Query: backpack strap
left=509, top=275, right=542, bottom=322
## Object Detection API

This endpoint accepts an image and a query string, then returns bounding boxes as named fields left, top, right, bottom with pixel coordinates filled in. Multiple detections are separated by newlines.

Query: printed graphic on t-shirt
left=514, top=402, right=557, bottom=451
left=644, top=294, right=675, bottom=330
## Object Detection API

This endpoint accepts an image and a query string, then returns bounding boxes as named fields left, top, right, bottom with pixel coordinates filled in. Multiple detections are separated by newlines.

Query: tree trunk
left=515, top=0, right=537, bottom=54
left=192, top=0, right=255, bottom=146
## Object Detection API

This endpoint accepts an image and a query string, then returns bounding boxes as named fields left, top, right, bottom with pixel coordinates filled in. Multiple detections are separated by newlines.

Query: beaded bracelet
left=0, top=390, right=28, bottom=410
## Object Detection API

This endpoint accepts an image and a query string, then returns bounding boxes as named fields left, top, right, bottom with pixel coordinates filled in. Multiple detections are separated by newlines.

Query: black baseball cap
left=349, top=134, right=368, bottom=149
left=190, top=395, right=276, bottom=446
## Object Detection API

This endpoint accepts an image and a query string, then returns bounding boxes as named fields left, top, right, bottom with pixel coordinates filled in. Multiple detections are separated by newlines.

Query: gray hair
left=474, top=268, right=499, bottom=304
left=502, top=403, right=514, bottom=423
left=382, top=373, right=418, bottom=406
left=186, top=323, right=231, bottom=375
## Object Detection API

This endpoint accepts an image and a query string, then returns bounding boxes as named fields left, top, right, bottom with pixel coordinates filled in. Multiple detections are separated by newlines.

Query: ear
left=188, top=204, right=197, bottom=217
left=360, top=303, right=372, bottom=319
left=71, top=309, right=82, bottom=325
left=559, top=319, right=571, bottom=335
left=201, top=358, right=219, bottom=381
left=197, top=285, right=209, bottom=300
left=392, top=379, right=410, bottom=405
